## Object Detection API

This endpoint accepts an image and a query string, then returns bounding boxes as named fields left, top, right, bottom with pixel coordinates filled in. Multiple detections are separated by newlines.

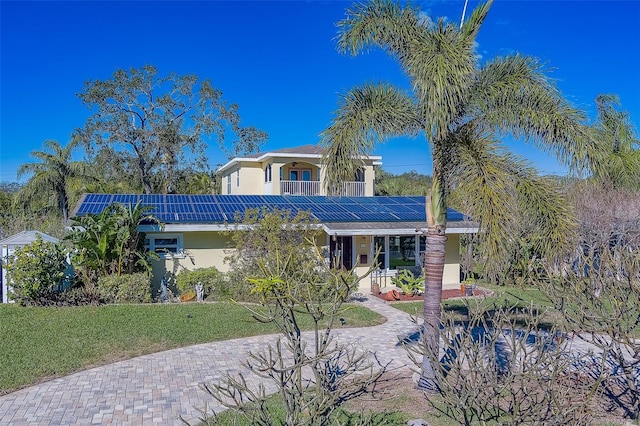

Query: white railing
left=280, top=180, right=321, bottom=195
left=280, top=181, right=366, bottom=196
left=339, top=182, right=366, bottom=197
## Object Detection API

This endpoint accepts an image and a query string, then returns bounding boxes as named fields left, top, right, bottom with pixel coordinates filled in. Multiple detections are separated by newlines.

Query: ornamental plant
left=5, top=236, right=71, bottom=305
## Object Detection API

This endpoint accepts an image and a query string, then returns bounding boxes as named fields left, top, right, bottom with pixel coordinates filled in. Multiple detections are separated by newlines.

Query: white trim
left=217, top=151, right=382, bottom=174
left=139, top=223, right=477, bottom=234
left=322, top=225, right=479, bottom=236
left=145, top=233, right=185, bottom=259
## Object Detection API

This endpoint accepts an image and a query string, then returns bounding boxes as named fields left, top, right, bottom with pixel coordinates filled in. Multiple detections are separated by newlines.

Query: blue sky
left=1, top=0, right=639, bottom=183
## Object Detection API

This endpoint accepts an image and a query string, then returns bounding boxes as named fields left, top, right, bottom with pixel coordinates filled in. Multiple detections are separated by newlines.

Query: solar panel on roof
left=313, top=211, right=359, bottom=221
left=141, top=194, right=163, bottom=204
left=354, top=212, right=400, bottom=221
left=73, top=193, right=469, bottom=226
left=393, top=212, right=426, bottom=221
left=113, top=194, right=140, bottom=204
left=214, top=195, right=244, bottom=204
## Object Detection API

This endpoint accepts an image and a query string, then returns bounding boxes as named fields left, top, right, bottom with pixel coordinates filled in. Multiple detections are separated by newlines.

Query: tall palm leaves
left=322, top=0, right=584, bottom=390
left=587, top=94, right=640, bottom=189
left=17, top=139, right=91, bottom=222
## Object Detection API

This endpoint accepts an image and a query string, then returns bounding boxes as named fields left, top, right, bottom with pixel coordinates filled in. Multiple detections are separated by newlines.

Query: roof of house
left=73, top=194, right=478, bottom=235
left=0, top=230, right=59, bottom=247
left=217, top=144, right=382, bottom=173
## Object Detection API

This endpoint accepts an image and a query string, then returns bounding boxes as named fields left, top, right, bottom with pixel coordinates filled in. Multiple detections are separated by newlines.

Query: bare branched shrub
left=536, top=183, right=640, bottom=420
left=539, top=245, right=640, bottom=420
left=188, top=210, right=385, bottom=425
left=406, top=301, right=599, bottom=425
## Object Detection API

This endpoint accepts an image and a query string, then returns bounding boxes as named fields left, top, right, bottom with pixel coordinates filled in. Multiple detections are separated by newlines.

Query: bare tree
left=406, top=301, right=599, bottom=425
left=189, top=210, right=385, bottom=425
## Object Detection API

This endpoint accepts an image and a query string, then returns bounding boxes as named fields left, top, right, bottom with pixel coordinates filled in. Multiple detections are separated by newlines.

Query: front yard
left=0, top=302, right=383, bottom=394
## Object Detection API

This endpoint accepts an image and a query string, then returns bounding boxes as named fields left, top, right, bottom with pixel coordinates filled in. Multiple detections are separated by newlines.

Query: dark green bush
left=97, top=273, right=152, bottom=304
left=5, top=237, right=71, bottom=306
left=175, top=267, right=221, bottom=297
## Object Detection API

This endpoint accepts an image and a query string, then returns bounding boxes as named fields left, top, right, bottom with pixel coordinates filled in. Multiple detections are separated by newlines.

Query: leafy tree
left=5, top=236, right=71, bottom=305
left=375, top=168, right=432, bottom=195
left=585, top=94, right=640, bottom=190
left=66, top=202, right=159, bottom=285
left=321, top=0, right=584, bottom=390
left=16, top=139, right=92, bottom=222
left=74, top=65, right=268, bottom=194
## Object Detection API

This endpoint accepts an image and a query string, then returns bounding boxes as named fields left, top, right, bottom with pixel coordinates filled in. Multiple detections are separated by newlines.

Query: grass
left=0, top=301, right=384, bottom=394
left=206, top=393, right=413, bottom=426
left=391, top=284, right=554, bottom=318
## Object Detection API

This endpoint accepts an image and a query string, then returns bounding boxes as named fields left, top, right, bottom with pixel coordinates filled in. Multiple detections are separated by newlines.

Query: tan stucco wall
left=150, top=231, right=461, bottom=296
left=443, top=234, right=461, bottom=290
left=226, top=156, right=378, bottom=196
left=150, top=231, right=234, bottom=293
left=230, top=162, right=263, bottom=195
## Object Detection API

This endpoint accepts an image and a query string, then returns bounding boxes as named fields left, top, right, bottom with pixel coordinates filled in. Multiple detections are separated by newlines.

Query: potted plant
left=461, top=277, right=476, bottom=296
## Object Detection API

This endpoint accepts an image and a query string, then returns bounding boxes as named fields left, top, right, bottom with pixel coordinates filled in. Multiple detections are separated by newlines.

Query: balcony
left=280, top=181, right=365, bottom=196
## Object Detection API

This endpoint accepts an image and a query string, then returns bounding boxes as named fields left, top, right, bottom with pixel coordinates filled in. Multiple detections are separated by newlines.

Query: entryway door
left=330, top=236, right=353, bottom=270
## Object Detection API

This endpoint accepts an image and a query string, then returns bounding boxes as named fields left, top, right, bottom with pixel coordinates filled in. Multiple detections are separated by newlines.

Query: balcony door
left=289, top=169, right=312, bottom=181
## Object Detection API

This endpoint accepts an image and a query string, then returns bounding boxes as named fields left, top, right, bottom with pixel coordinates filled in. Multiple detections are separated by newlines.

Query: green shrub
left=213, top=270, right=262, bottom=303
left=175, top=267, right=221, bottom=297
left=97, top=273, right=152, bottom=303
left=5, top=236, right=71, bottom=306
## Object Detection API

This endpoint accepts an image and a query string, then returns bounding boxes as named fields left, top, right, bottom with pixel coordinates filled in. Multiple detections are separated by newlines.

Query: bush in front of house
left=5, top=236, right=72, bottom=306
left=97, top=273, right=152, bottom=304
left=175, top=267, right=221, bottom=298
left=214, top=270, right=263, bottom=303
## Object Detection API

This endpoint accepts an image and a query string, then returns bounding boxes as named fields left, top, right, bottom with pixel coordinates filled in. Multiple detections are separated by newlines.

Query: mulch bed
left=373, top=287, right=485, bottom=302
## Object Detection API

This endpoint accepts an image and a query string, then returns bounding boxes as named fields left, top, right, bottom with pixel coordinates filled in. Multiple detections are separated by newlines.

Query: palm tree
left=17, top=139, right=92, bottom=222
left=321, top=0, right=585, bottom=390
left=587, top=94, right=640, bottom=190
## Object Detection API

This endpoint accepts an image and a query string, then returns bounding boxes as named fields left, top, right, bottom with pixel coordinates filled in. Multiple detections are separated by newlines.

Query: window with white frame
left=145, top=234, right=184, bottom=258
left=264, top=164, right=272, bottom=182
left=227, top=174, right=231, bottom=194
left=236, top=169, right=240, bottom=187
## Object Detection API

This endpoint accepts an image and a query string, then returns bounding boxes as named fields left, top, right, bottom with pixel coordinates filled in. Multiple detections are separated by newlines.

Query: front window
left=227, top=174, right=231, bottom=194
left=145, top=234, right=184, bottom=258
left=354, top=168, right=365, bottom=182
left=389, top=236, right=416, bottom=268
left=236, top=169, right=240, bottom=187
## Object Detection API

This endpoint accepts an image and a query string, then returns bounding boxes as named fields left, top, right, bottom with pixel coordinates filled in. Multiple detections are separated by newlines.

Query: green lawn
left=390, top=284, right=555, bottom=320
left=0, top=302, right=383, bottom=394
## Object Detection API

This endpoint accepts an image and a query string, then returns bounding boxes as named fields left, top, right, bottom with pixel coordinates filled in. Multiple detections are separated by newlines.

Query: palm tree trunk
left=418, top=227, right=447, bottom=392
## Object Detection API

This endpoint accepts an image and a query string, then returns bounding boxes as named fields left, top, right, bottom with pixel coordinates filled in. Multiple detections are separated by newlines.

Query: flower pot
left=180, top=291, right=196, bottom=302
left=383, top=289, right=400, bottom=301
left=372, top=283, right=381, bottom=295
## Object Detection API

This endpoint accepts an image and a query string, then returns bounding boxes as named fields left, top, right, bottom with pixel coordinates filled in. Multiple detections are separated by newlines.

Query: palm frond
left=320, top=83, right=422, bottom=194
left=471, top=54, right=589, bottom=171
left=337, top=0, right=424, bottom=58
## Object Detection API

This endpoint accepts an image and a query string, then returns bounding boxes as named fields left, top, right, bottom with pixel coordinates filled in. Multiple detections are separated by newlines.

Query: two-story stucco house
left=72, top=145, right=477, bottom=295
left=216, top=145, right=381, bottom=197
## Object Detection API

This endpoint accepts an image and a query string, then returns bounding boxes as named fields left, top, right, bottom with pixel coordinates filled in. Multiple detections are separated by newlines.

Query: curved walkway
left=0, top=296, right=417, bottom=425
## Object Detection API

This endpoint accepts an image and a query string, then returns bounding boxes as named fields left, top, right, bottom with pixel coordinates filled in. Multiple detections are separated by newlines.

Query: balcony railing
left=280, top=181, right=365, bottom=196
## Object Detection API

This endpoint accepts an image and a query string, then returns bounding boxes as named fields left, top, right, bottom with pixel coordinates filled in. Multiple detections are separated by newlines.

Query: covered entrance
left=330, top=236, right=353, bottom=270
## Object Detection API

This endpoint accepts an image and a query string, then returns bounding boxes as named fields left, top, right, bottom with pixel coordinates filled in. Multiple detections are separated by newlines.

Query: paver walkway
left=0, top=296, right=417, bottom=425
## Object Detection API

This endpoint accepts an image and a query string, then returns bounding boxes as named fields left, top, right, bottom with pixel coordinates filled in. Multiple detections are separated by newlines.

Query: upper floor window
left=354, top=168, right=365, bottom=182
left=264, top=164, right=272, bottom=182
left=227, top=174, right=231, bottom=194
left=236, top=169, right=240, bottom=187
